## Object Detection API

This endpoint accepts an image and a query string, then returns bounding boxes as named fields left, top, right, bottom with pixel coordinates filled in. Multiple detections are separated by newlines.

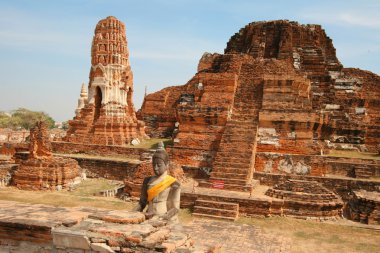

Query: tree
left=0, top=112, right=11, bottom=128
left=61, top=121, right=69, bottom=130
left=0, top=108, right=55, bottom=130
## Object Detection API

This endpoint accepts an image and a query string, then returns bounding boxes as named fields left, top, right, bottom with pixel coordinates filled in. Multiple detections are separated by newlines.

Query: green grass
left=124, top=138, right=173, bottom=149
left=178, top=208, right=193, bottom=224
left=70, top=178, right=121, bottom=196
left=369, top=177, right=380, bottom=182
left=326, top=150, right=380, bottom=160
left=0, top=178, right=134, bottom=210
left=55, top=153, right=141, bottom=163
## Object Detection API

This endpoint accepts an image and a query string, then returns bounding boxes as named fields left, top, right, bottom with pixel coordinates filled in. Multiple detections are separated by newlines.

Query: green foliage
left=61, top=121, right=69, bottom=130
left=0, top=108, right=55, bottom=130
left=0, top=112, right=11, bottom=128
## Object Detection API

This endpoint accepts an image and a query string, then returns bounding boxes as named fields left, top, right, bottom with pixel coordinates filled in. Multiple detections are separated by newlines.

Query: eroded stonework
left=139, top=20, right=380, bottom=191
left=13, top=122, right=80, bottom=190
left=65, top=16, right=146, bottom=146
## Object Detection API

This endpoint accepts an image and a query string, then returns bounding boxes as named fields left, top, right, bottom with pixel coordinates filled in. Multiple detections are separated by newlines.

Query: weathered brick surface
left=346, top=190, right=380, bottom=225
left=140, top=20, right=380, bottom=179
left=57, top=155, right=139, bottom=181
left=13, top=122, right=80, bottom=190
left=52, top=141, right=146, bottom=159
left=254, top=152, right=327, bottom=176
left=266, top=180, right=343, bottom=217
left=0, top=200, right=203, bottom=252
left=13, top=157, right=79, bottom=190
left=254, top=172, right=380, bottom=201
left=182, top=185, right=342, bottom=219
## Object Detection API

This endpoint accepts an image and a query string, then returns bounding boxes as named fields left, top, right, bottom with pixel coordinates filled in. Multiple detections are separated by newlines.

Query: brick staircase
left=199, top=65, right=263, bottom=191
left=192, top=196, right=239, bottom=221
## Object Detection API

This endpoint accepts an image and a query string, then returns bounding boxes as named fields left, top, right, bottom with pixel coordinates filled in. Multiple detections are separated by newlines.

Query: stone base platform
left=0, top=200, right=197, bottom=253
left=0, top=200, right=293, bottom=253
left=181, top=182, right=343, bottom=220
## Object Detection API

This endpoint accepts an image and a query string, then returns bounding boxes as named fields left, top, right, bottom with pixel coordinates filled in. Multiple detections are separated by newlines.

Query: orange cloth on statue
left=147, top=175, right=177, bottom=201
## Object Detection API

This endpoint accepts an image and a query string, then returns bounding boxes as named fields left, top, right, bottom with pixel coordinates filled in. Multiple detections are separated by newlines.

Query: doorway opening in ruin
left=94, top=86, right=102, bottom=121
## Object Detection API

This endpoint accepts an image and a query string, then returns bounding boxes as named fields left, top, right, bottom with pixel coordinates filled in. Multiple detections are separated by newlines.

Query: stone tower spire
left=65, top=17, right=146, bottom=145
left=88, top=16, right=134, bottom=115
left=75, top=83, right=88, bottom=116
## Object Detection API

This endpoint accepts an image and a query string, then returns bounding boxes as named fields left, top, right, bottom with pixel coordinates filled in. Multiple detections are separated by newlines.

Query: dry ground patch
left=0, top=178, right=134, bottom=210
left=237, top=216, right=380, bottom=253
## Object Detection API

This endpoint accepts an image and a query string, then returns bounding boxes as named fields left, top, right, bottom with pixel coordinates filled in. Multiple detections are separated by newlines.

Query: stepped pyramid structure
left=140, top=20, right=380, bottom=193
left=65, top=16, right=146, bottom=146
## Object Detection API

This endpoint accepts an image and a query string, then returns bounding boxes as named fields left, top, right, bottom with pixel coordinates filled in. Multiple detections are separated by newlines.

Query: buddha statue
left=134, top=144, right=181, bottom=222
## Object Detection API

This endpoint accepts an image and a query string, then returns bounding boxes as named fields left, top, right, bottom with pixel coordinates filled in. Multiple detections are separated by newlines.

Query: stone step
left=213, top=155, right=252, bottom=163
left=198, top=180, right=253, bottom=192
left=195, top=199, right=239, bottom=211
left=232, top=110, right=259, bottom=115
left=217, top=147, right=254, bottom=152
left=223, top=127, right=257, bottom=132
left=235, top=103, right=260, bottom=107
left=217, top=145, right=254, bottom=152
left=226, top=121, right=257, bottom=126
left=222, top=131, right=257, bottom=137
left=210, top=172, right=248, bottom=180
left=209, top=177, right=248, bottom=185
left=192, top=212, right=237, bottom=221
left=193, top=206, right=238, bottom=218
left=213, top=161, right=250, bottom=169
left=221, top=134, right=256, bottom=140
left=215, top=151, right=252, bottom=159
left=219, top=139, right=255, bottom=145
left=220, top=137, right=256, bottom=144
left=226, top=120, right=257, bottom=126
left=232, top=104, right=259, bottom=109
left=224, top=124, right=257, bottom=132
left=230, top=116, right=258, bottom=121
left=232, top=108, right=259, bottom=113
left=211, top=167, right=249, bottom=174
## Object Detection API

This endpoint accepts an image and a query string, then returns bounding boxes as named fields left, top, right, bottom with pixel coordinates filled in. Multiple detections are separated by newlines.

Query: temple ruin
left=65, top=16, right=146, bottom=146
left=0, top=17, right=379, bottom=253
left=13, top=121, right=80, bottom=190
left=140, top=20, right=379, bottom=180
left=140, top=20, right=380, bottom=222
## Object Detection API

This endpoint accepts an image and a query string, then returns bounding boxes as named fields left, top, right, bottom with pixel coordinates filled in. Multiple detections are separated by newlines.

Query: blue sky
left=0, top=0, right=379, bottom=122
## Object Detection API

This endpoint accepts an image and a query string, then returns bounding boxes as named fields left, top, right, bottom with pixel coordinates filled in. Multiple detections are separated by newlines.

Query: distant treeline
left=0, top=108, right=55, bottom=130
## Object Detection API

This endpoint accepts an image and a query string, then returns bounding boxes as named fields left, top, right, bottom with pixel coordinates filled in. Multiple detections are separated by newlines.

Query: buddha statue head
left=152, top=144, right=169, bottom=176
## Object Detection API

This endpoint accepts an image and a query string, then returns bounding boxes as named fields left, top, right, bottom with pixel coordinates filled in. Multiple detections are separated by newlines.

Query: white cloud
left=337, top=13, right=380, bottom=28
left=301, top=11, right=380, bottom=28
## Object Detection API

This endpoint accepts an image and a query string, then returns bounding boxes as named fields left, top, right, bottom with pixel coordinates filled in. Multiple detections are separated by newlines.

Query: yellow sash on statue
left=147, top=175, right=177, bottom=201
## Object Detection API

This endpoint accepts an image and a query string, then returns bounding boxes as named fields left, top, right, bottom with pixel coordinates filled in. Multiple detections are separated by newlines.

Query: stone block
left=52, top=228, right=91, bottom=250
left=90, top=243, right=114, bottom=253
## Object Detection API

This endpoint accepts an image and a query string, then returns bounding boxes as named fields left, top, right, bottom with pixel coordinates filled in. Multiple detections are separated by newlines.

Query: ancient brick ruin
left=0, top=201, right=201, bottom=253
left=13, top=121, right=80, bottom=190
left=139, top=20, right=380, bottom=221
left=140, top=20, right=379, bottom=179
left=265, top=179, right=343, bottom=218
left=346, top=190, right=380, bottom=225
left=0, top=16, right=378, bottom=240
left=65, top=16, right=146, bottom=146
